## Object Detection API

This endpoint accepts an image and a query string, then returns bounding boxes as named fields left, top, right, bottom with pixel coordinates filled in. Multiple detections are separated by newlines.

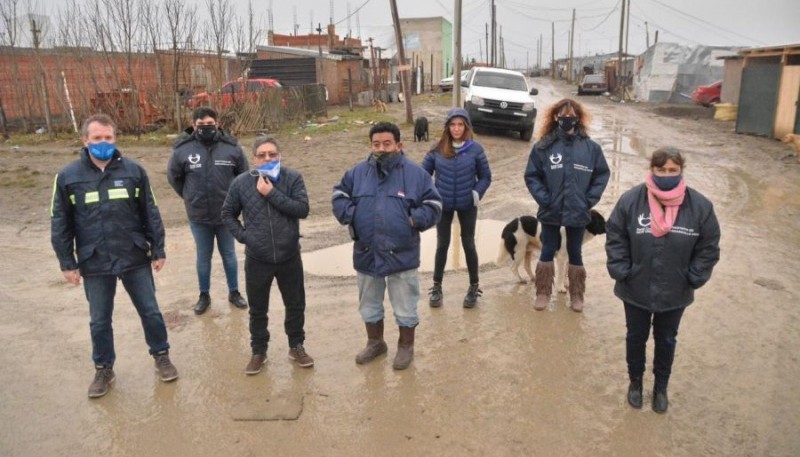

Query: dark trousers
left=624, top=302, right=686, bottom=389
left=245, top=253, right=306, bottom=354
left=539, top=224, right=585, bottom=265
left=433, top=206, right=479, bottom=284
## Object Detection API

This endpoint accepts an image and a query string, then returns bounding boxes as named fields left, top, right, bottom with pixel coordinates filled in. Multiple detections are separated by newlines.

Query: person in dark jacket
left=50, top=114, right=178, bottom=398
left=221, top=136, right=314, bottom=374
left=422, top=107, right=491, bottom=308
left=168, top=107, right=249, bottom=315
left=332, top=122, right=442, bottom=370
left=606, top=148, right=720, bottom=414
left=524, top=98, right=610, bottom=312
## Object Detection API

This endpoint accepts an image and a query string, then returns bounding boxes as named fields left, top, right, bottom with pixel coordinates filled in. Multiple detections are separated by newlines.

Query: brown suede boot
left=568, top=264, right=587, bottom=312
left=355, top=320, right=388, bottom=365
left=392, top=326, right=415, bottom=370
left=534, top=261, right=555, bottom=310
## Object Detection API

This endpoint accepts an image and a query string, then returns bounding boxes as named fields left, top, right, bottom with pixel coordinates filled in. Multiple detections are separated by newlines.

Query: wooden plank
left=774, top=66, right=800, bottom=138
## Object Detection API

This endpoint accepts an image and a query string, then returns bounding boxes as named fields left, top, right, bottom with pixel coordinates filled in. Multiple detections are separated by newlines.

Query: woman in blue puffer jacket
left=422, top=108, right=492, bottom=308
left=524, top=98, right=610, bottom=312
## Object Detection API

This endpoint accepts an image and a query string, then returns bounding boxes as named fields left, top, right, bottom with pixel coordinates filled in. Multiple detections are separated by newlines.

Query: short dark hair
left=253, top=136, right=279, bottom=155
left=650, top=147, right=685, bottom=169
left=192, top=107, right=218, bottom=122
left=81, top=114, right=117, bottom=137
left=369, top=122, right=401, bottom=142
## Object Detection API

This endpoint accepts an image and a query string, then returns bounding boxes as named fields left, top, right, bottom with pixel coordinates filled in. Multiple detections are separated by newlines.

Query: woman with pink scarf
left=605, top=148, right=720, bottom=414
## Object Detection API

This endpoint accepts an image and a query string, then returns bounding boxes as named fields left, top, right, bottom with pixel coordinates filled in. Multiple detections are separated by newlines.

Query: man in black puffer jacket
left=168, top=107, right=249, bottom=315
left=221, top=136, right=314, bottom=375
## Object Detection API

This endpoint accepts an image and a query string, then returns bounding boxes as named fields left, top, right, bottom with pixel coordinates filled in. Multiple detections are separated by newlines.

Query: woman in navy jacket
left=524, top=98, right=610, bottom=312
left=606, top=148, right=720, bottom=413
left=422, top=108, right=492, bottom=308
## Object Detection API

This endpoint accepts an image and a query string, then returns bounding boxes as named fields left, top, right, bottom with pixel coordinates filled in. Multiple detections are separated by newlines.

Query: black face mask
left=195, top=125, right=218, bottom=144
left=557, top=116, right=578, bottom=132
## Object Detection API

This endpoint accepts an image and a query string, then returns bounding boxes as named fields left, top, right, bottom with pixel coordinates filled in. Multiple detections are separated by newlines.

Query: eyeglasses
left=255, top=151, right=280, bottom=159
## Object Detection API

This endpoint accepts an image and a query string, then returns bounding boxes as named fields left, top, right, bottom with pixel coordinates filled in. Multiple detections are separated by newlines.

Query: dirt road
left=1, top=79, right=798, bottom=457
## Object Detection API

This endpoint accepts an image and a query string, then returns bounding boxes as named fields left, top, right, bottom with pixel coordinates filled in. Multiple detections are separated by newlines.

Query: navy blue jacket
left=421, top=140, right=491, bottom=212
left=605, top=183, right=721, bottom=312
left=50, top=149, right=166, bottom=276
left=332, top=153, right=442, bottom=277
left=524, top=129, right=610, bottom=227
left=167, top=129, right=249, bottom=225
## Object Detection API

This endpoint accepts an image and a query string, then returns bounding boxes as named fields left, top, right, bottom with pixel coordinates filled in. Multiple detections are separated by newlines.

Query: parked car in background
left=691, top=80, right=722, bottom=107
left=577, top=74, right=608, bottom=95
left=460, top=67, right=539, bottom=141
left=440, top=70, right=470, bottom=92
left=188, top=78, right=282, bottom=109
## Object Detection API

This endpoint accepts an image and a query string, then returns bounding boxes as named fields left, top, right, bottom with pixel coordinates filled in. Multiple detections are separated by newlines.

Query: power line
left=644, top=0, right=765, bottom=45
left=334, top=0, right=372, bottom=26
left=578, top=0, right=621, bottom=32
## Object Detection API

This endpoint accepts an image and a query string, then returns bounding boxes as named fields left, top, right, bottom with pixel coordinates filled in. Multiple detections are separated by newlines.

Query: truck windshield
left=472, top=73, right=527, bottom=91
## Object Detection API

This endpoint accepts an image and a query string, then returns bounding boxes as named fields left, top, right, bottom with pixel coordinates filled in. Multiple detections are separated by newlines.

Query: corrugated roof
left=256, top=45, right=361, bottom=61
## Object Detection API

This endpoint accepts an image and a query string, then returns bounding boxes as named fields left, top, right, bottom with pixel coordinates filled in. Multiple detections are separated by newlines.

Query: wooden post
left=389, top=0, right=413, bottom=124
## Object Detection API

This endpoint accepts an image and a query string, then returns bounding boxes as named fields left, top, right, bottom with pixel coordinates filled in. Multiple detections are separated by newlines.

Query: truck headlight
left=471, top=95, right=484, bottom=106
left=522, top=102, right=535, bottom=111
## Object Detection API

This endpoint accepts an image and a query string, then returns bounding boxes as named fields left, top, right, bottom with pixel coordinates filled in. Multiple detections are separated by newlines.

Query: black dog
left=414, top=116, right=429, bottom=142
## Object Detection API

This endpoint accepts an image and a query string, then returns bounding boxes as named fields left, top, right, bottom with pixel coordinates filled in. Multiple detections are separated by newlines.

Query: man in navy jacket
left=332, top=122, right=442, bottom=370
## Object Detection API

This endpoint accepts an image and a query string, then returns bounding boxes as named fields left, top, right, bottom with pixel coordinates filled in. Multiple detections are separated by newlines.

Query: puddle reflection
left=302, top=219, right=509, bottom=277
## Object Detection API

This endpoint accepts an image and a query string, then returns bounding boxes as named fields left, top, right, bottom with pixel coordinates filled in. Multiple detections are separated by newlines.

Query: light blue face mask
left=88, top=141, right=116, bottom=161
left=256, top=159, right=281, bottom=182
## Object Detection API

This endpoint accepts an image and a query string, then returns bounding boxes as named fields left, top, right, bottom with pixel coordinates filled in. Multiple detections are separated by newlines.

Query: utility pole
left=485, top=23, right=489, bottom=65
left=453, top=0, right=462, bottom=107
left=30, top=18, right=53, bottom=137
left=479, top=39, right=483, bottom=63
left=568, top=8, right=575, bottom=83
left=625, top=0, right=631, bottom=79
left=645, top=21, right=650, bottom=48
left=389, top=0, right=413, bottom=124
left=551, top=22, right=555, bottom=79
left=617, top=0, right=626, bottom=97
left=490, top=0, right=496, bottom=66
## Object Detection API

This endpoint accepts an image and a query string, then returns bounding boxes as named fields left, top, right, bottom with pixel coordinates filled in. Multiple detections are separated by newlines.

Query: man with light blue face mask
left=221, top=136, right=314, bottom=374
left=50, top=114, right=178, bottom=398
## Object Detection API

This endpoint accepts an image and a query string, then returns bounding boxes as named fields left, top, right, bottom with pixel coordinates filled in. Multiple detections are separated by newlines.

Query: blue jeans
left=83, top=265, right=170, bottom=367
left=357, top=269, right=420, bottom=328
left=189, top=221, right=239, bottom=293
left=539, top=224, right=585, bottom=265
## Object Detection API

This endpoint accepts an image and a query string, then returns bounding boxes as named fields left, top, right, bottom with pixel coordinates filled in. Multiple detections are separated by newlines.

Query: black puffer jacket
left=524, top=129, right=610, bottom=227
left=605, top=183, right=721, bottom=312
left=50, top=149, right=166, bottom=276
left=167, top=128, right=249, bottom=225
left=221, top=167, right=309, bottom=264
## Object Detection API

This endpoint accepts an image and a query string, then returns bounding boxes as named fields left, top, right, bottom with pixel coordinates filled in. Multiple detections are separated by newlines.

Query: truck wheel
left=520, top=125, right=534, bottom=141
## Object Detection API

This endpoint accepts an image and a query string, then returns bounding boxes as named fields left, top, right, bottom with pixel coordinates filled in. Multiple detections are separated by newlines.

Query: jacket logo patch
left=188, top=153, right=201, bottom=164
left=397, top=191, right=406, bottom=197
left=214, top=160, right=234, bottom=166
left=549, top=153, right=562, bottom=165
left=636, top=213, right=652, bottom=235
left=113, top=180, right=124, bottom=187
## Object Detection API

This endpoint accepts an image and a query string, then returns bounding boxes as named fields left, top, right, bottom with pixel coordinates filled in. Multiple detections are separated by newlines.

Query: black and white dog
left=414, top=116, right=429, bottom=142
left=496, top=209, right=607, bottom=289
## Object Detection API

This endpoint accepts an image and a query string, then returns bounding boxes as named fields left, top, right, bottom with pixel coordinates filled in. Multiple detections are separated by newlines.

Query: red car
left=691, top=80, right=721, bottom=107
left=188, top=78, right=282, bottom=109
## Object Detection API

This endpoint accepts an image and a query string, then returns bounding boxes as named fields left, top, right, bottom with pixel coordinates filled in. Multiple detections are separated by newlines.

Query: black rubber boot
left=627, top=377, right=643, bottom=409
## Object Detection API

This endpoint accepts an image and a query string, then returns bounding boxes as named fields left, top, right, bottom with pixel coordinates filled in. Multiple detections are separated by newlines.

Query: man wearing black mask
left=168, top=107, right=250, bottom=315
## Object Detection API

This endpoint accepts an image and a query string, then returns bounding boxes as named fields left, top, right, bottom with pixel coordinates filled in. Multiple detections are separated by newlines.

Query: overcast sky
left=30, top=0, right=800, bottom=68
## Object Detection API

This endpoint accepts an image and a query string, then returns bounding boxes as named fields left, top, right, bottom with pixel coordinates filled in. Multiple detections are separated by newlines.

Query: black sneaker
left=229, top=291, right=248, bottom=309
left=194, top=292, right=211, bottom=315
left=88, top=366, right=115, bottom=398
left=429, top=283, right=443, bottom=307
left=463, top=284, right=482, bottom=308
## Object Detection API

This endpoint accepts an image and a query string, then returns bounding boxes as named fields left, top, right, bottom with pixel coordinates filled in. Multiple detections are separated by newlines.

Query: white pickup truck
left=459, top=67, right=539, bottom=141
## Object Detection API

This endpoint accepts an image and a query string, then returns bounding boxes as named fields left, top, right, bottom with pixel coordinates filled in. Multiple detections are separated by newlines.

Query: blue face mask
left=652, top=174, right=682, bottom=191
left=87, top=141, right=116, bottom=161
left=256, top=159, right=281, bottom=182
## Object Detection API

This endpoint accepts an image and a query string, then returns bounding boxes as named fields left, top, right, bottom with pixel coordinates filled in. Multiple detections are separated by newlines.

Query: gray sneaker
left=429, top=283, right=443, bottom=307
left=88, top=367, right=115, bottom=398
left=463, top=284, right=482, bottom=308
left=154, top=351, right=179, bottom=382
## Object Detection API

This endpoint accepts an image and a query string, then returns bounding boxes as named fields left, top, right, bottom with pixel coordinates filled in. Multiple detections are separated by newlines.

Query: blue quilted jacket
left=421, top=140, right=492, bottom=212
